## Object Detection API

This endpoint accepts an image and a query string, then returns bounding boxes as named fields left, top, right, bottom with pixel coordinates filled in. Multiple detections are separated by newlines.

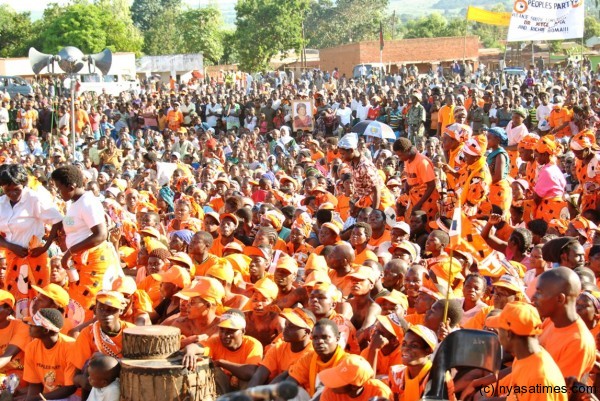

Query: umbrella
left=352, top=120, right=396, bottom=140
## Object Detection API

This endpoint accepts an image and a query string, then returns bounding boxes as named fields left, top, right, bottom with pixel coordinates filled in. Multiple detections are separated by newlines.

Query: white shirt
left=206, top=103, right=222, bottom=127
left=64, top=191, right=105, bottom=249
left=335, top=107, right=352, bottom=126
left=505, top=121, right=529, bottom=146
left=536, top=104, right=552, bottom=131
left=356, top=103, right=371, bottom=121
left=88, top=379, right=120, bottom=401
left=0, top=187, right=63, bottom=248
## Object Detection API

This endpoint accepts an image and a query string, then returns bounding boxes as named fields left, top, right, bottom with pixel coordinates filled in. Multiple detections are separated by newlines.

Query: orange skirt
left=4, top=249, right=49, bottom=318
left=488, top=179, right=512, bottom=215
left=356, top=186, right=395, bottom=211
left=406, top=185, right=440, bottom=222
left=70, top=241, right=115, bottom=320
left=534, top=197, right=567, bottom=223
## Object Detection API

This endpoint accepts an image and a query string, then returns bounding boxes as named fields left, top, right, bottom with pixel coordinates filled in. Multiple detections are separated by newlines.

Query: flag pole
left=443, top=199, right=461, bottom=323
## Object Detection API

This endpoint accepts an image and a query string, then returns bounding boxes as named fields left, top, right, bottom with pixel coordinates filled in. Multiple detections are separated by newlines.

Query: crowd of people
left=0, top=58, right=599, bottom=401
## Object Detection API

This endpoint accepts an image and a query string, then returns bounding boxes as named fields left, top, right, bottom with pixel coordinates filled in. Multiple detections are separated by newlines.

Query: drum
left=120, top=357, right=217, bottom=401
left=122, top=326, right=181, bottom=360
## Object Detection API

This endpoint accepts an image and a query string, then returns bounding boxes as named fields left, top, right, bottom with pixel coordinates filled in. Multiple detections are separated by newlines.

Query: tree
left=584, top=15, right=600, bottom=41
left=37, top=3, right=107, bottom=54
left=235, top=0, right=310, bottom=72
left=96, top=0, right=143, bottom=55
left=0, top=5, right=34, bottom=57
left=220, top=30, right=239, bottom=65
left=403, top=13, right=452, bottom=39
left=143, top=8, right=182, bottom=55
left=131, top=0, right=165, bottom=31
left=304, top=0, right=389, bottom=49
left=180, top=7, right=224, bottom=65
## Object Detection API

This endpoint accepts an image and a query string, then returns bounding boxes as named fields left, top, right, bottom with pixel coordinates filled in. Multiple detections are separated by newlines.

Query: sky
left=2, top=0, right=238, bottom=21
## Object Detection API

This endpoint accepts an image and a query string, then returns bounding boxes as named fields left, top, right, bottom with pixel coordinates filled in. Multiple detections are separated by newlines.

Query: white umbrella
left=352, top=120, right=396, bottom=140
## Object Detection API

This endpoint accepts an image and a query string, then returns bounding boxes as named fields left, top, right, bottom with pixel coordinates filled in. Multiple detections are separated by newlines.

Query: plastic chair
left=421, top=329, right=502, bottom=401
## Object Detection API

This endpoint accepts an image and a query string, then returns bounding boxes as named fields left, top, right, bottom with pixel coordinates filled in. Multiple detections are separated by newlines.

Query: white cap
left=338, top=132, right=359, bottom=149
left=391, top=221, right=411, bottom=235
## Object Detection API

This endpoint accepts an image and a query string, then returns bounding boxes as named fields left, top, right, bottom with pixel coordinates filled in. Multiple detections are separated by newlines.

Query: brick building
left=319, top=36, right=480, bottom=77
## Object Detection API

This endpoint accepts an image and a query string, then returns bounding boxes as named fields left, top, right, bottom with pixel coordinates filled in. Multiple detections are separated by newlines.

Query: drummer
left=71, top=291, right=134, bottom=391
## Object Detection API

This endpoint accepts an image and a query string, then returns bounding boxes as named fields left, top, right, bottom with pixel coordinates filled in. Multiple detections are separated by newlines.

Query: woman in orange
left=441, top=123, right=471, bottom=189
left=166, top=198, right=203, bottom=233
left=51, top=165, right=117, bottom=321
left=517, top=133, right=540, bottom=188
left=533, top=136, right=567, bottom=222
left=485, top=127, right=512, bottom=214
left=570, top=106, right=600, bottom=212
left=455, top=135, right=491, bottom=217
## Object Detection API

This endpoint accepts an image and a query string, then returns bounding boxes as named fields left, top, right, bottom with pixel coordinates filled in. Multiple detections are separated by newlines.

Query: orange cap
left=151, top=266, right=191, bottom=289
left=218, top=310, right=246, bottom=329
left=309, top=282, right=341, bottom=302
left=492, top=274, right=524, bottom=295
left=111, top=276, right=137, bottom=295
left=168, top=252, right=196, bottom=276
left=144, top=237, right=169, bottom=253
left=223, top=242, right=244, bottom=254
left=252, top=277, right=279, bottom=300
left=318, top=354, right=374, bottom=388
left=0, top=290, right=16, bottom=309
left=376, top=290, right=409, bottom=311
left=485, top=301, right=542, bottom=336
left=280, top=307, right=316, bottom=330
left=321, top=221, right=342, bottom=236
left=176, top=277, right=225, bottom=305
left=304, top=270, right=332, bottom=287
left=389, top=241, right=417, bottom=262
left=32, top=284, right=69, bottom=308
left=206, top=259, right=235, bottom=284
left=407, top=324, right=438, bottom=351
left=244, top=246, right=271, bottom=260
left=304, top=254, right=328, bottom=273
left=224, top=253, right=251, bottom=275
left=96, top=291, right=127, bottom=309
left=139, top=227, right=161, bottom=239
left=377, top=313, right=405, bottom=339
left=220, top=213, right=239, bottom=227
left=119, top=246, right=138, bottom=269
left=346, top=265, right=377, bottom=283
left=276, top=255, right=299, bottom=274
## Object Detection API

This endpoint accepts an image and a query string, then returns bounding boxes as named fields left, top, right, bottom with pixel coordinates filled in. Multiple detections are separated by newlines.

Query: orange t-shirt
left=405, top=313, right=425, bottom=326
left=360, top=345, right=403, bottom=377
left=138, top=275, right=162, bottom=308
left=547, top=107, right=572, bottom=138
left=210, top=197, right=225, bottom=213
left=320, top=378, right=393, bottom=401
left=405, top=153, right=436, bottom=188
left=354, top=248, right=378, bottom=265
left=538, top=317, right=595, bottom=381
left=311, top=150, right=325, bottom=161
left=260, top=340, right=314, bottom=380
left=210, top=236, right=244, bottom=257
left=194, top=254, right=220, bottom=277
left=461, top=305, right=494, bottom=330
left=166, top=109, right=184, bottom=131
left=71, top=321, right=135, bottom=370
left=464, top=98, right=485, bottom=111
left=288, top=347, right=347, bottom=396
left=336, top=195, right=351, bottom=221
left=437, top=105, right=455, bottom=131
left=506, top=349, right=567, bottom=401
left=368, top=230, right=391, bottom=249
left=202, top=335, right=263, bottom=370
left=75, top=109, right=89, bottom=133
left=0, top=319, right=31, bottom=380
left=24, top=334, right=76, bottom=392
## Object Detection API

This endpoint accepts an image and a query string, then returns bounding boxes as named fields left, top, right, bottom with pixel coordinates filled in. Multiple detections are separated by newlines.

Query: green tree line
left=1, top=0, right=600, bottom=72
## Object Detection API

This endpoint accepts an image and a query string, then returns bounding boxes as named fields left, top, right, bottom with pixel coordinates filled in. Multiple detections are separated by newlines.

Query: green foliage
left=131, top=0, right=163, bottom=31
left=235, top=0, right=310, bottom=72
left=584, top=16, right=600, bottom=41
left=142, top=7, right=183, bottom=55
left=305, top=0, right=389, bottom=49
left=403, top=13, right=463, bottom=39
left=180, top=7, right=224, bottom=65
left=95, top=0, right=144, bottom=55
left=0, top=5, right=34, bottom=57
left=220, top=29, right=240, bottom=65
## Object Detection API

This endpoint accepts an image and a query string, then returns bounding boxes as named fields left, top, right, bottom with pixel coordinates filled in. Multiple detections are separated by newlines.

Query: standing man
left=406, top=91, right=426, bottom=144
left=337, top=133, right=393, bottom=211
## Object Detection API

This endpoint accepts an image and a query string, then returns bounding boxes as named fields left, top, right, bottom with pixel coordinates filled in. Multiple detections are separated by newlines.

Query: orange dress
left=404, top=153, right=439, bottom=221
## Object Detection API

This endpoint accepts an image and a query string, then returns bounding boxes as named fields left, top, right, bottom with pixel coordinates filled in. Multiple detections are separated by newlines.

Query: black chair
left=421, top=329, right=502, bottom=401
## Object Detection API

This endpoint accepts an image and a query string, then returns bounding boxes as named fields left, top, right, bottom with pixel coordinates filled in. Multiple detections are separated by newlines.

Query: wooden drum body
left=122, top=326, right=181, bottom=360
left=120, top=357, right=217, bottom=401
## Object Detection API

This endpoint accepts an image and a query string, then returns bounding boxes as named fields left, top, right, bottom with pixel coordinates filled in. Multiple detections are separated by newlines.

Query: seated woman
left=166, top=198, right=203, bottom=234
left=388, top=324, right=440, bottom=401
left=0, top=290, right=30, bottom=386
left=244, top=278, right=285, bottom=348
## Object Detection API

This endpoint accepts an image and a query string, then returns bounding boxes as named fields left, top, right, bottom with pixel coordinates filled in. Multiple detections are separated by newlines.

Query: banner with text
left=507, top=0, right=585, bottom=42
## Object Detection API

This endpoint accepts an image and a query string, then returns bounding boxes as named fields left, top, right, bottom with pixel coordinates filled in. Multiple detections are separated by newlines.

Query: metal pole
left=531, top=42, right=534, bottom=68
left=70, top=74, right=76, bottom=161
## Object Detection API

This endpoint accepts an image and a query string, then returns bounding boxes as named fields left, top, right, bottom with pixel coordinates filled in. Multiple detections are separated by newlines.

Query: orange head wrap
left=518, top=133, right=541, bottom=151
left=570, top=129, right=599, bottom=151
left=536, top=135, right=561, bottom=156
left=443, top=123, right=472, bottom=143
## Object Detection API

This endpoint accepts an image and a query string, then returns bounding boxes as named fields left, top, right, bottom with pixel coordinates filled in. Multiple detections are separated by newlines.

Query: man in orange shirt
left=477, top=302, right=567, bottom=401
left=71, top=291, right=134, bottom=390
left=23, top=308, right=77, bottom=401
left=361, top=314, right=404, bottom=379
left=189, top=231, right=219, bottom=277
left=394, top=137, right=439, bottom=222
left=548, top=96, right=572, bottom=138
left=74, top=101, right=90, bottom=134
left=532, top=267, right=595, bottom=381
left=436, top=94, right=455, bottom=137
left=166, top=102, right=184, bottom=131
left=318, top=354, right=393, bottom=401
left=0, top=290, right=30, bottom=383
left=182, top=309, right=263, bottom=393
left=287, top=319, right=347, bottom=398
left=367, top=209, right=391, bottom=252
left=247, top=307, right=315, bottom=386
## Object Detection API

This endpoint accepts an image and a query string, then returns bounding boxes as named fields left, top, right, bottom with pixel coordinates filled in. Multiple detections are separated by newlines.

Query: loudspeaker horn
left=29, top=48, right=55, bottom=75
left=86, top=49, right=112, bottom=75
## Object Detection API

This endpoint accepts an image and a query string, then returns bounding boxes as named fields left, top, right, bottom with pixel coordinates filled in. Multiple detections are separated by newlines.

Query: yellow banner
left=466, top=6, right=511, bottom=27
